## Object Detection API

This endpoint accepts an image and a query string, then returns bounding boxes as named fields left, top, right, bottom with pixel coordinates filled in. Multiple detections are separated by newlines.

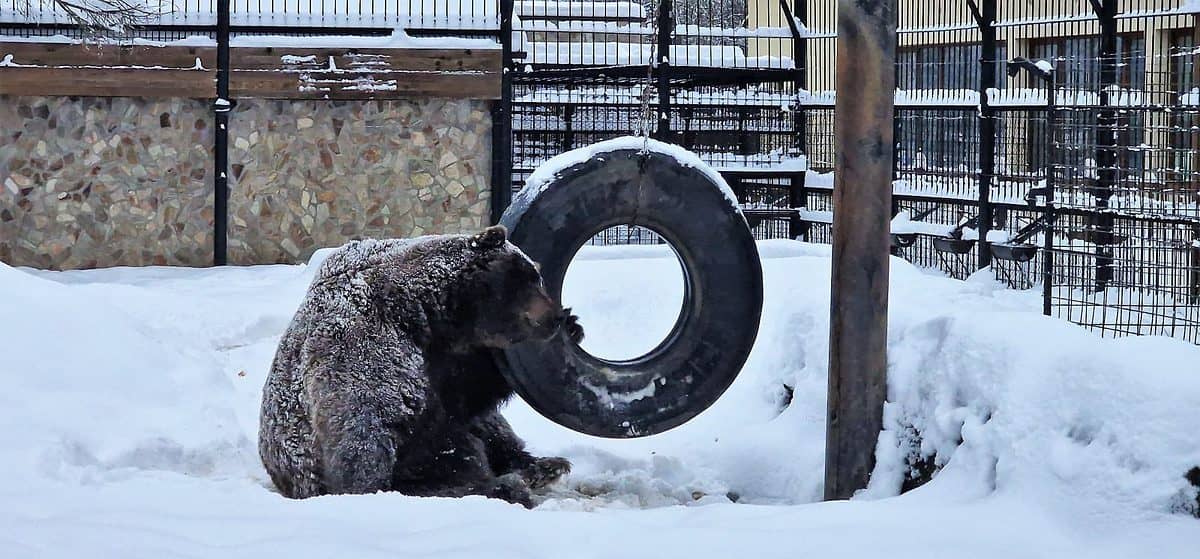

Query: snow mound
left=0, top=262, right=256, bottom=485
left=1, top=241, right=1198, bottom=557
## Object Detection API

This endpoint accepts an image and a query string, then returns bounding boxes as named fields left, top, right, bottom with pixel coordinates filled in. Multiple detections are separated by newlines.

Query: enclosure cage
left=505, top=0, right=1199, bottom=344
left=1, top=0, right=1198, bottom=343
left=506, top=0, right=807, bottom=242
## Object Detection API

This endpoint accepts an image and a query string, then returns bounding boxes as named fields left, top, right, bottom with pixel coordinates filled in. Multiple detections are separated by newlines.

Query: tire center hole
left=560, top=225, right=686, bottom=362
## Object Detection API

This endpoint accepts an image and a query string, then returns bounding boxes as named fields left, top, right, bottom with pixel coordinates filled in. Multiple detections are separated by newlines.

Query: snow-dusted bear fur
left=258, top=226, right=580, bottom=507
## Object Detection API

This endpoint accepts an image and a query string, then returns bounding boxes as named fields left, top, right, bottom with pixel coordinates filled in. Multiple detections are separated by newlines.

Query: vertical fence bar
left=490, top=0, right=514, bottom=224
left=789, top=0, right=809, bottom=240
left=1093, top=0, right=1118, bottom=291
left=653, top=0, right=673, bottom=142
left=825, top=0, right=895, bottom=501
left=975, top=0, right=996, bottom=269
left=212, top=0, right=231, bottom=266
left=1043, top=78, right=1057, bottom=317
left=1191, top=223, right=1200, bottom=305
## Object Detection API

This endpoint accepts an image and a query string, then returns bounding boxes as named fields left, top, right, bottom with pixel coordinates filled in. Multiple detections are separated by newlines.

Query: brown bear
left=258, top=226, right=581, bottom=507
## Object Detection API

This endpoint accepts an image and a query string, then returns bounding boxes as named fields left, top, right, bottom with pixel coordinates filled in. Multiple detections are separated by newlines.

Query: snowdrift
left=1, top=242, right=1197, bottom=557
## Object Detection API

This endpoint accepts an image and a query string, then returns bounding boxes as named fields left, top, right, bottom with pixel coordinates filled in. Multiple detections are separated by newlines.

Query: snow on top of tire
left=517, top=136, right=742, bottom=211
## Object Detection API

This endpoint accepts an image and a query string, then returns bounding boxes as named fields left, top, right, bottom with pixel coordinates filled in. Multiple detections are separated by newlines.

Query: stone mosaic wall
left=227, top=99, right=492, bottom=265
left=0, top=96, right=492, bottom=270
left=0, top=96, right=214, bottom=269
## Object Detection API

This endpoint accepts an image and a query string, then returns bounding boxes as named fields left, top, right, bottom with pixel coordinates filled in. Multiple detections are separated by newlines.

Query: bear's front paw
left=491, top=473, right=534, bottom=509
left=560, top=309, right=584, bottom=344
left=523, top=456, right=572, bottom=490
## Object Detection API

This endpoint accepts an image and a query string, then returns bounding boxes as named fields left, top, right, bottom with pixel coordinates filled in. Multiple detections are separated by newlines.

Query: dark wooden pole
left=825, top=0, right=895, bottom=501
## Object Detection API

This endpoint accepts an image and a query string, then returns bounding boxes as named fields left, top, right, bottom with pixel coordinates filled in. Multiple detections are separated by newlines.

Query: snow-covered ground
left=2, top=240, right=1199, bottom=558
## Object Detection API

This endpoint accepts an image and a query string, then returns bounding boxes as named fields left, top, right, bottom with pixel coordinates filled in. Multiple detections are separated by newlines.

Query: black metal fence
left=3, top=0, right=1198, bottom=343
left=504, top=0, right=1199, bottom=345
left=506, top=0, right=805, bottom=245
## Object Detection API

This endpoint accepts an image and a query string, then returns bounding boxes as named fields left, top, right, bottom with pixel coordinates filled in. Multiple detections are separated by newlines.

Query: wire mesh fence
left=2, top=0, right=1198, bottom=343
left=507, top=0, right=1199, bottom=344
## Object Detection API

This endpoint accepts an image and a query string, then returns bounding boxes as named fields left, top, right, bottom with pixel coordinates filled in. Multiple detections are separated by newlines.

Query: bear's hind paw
left=491, top=473, right=534, bottom=509
left=522, top=456, right=572, bottom=490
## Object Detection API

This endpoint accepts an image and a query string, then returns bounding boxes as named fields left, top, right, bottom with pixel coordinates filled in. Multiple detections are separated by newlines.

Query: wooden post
left=825, top=0, right=896, bottom=501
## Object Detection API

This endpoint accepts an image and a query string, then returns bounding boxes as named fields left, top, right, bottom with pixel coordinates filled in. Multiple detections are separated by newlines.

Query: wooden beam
left=825, top=0, right=895, bottom=501
left=0, top=42, right=214, bottom=69
left=229, top=70, right=501, bottom=100
left=0, top=67, right=214, bottom=98
left=0, top=42, right=502, bottom=99
left=230, top=47, right=501, bottom=74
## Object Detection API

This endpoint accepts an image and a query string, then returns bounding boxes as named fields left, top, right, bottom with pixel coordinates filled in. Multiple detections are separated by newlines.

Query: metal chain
left=629, top=0, right=665, bottom=244
left=637, top=0, right=660, bottom=151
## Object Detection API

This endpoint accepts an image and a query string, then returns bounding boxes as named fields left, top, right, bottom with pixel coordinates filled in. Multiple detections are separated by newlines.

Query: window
left=1168, top=30, right=1198, bottom=189
left=897, top=42, right=1008, bottom=91
left=1028, top=34, right=1145, bottom=90
left=1028, top=34, right=1147, bottom=175
left=894, top=42, right=1007, bottom=174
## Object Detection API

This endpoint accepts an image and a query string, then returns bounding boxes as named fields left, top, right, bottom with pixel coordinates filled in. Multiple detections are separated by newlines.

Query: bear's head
left=443, top=225, right=581, bottom=350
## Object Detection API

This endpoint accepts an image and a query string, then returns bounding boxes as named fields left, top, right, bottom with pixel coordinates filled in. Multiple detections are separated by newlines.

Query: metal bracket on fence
left=1009, top=215, right=1053, bottom=246
left=964, top=0, right=985, bottom=28
left=779, top=0, right=805, bottom=41
left=1024, top=186, right=1050, bottom=206
left=1007, top=57, right=1054, bottom=83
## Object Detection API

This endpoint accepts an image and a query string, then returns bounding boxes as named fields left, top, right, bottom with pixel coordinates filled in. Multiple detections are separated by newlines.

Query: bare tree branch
left=17, top=0, right=170, bottom=38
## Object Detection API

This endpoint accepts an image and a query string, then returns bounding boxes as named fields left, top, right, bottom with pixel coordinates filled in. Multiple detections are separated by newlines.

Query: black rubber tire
left=496, top=147, right=764, bottom=438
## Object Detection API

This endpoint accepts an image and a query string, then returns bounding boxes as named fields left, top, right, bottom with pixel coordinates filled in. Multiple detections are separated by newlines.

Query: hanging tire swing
left=495, top=138, right=764, bottom=438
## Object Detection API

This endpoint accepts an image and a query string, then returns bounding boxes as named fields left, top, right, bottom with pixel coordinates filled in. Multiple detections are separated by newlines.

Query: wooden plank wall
left=0, top=42, right=502, bottom=99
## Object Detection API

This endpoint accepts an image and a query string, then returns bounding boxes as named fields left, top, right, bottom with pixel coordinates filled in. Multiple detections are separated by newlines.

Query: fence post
left=1191, top=223, right=1200, bottom=305
left=490, top=0, right=515, bottom=224
left=1093, top=0, right=1118, bottom=291
left=1043, top=84, right=1057, bottom=317
left=825, top=0, right=895, bottom=501
left=212, top=0, right=231, bottom=266
left=890, top=26, right=901, bottom=220
left=790, top=0, right=808, bottom=240
left=973, top=0, right=997, bottom=269
left=653, top=0, right=673, bottom=142
left=562, top=103, right=575, bottom=152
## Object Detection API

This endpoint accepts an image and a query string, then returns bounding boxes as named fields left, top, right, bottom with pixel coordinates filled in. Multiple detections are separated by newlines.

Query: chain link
left=637, top=0, right=660, bottom=150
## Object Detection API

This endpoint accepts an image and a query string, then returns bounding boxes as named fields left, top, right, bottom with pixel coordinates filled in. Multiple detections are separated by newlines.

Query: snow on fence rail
left=1, top=0, right=501, bottom=29
left=525, top=41, right=794, bottom=69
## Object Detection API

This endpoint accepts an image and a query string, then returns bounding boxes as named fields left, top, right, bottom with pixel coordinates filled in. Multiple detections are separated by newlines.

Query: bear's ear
left=470, top=225, right=508, bottom=250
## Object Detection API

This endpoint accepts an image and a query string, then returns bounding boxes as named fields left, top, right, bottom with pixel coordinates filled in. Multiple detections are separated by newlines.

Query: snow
left=512, top=21, right=794, bottom=39
left=514, top=85, right=800, bottom=107
left=516, top=136, right=742, bottom=211
left=527, top=42, right=794, bottom=69
left=228, top=29, right=498, bottom=49
left=1, top=240, right=1199, bottom=556
left=515, top=0, right=644, bottom=19
left=1182, top=88, right=1200, bottom=106
left=0, top=29, right=498, bottom=50
left=792, top=86, right=1174, bottom=109
left=2, top=0, right=502, bottom=30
